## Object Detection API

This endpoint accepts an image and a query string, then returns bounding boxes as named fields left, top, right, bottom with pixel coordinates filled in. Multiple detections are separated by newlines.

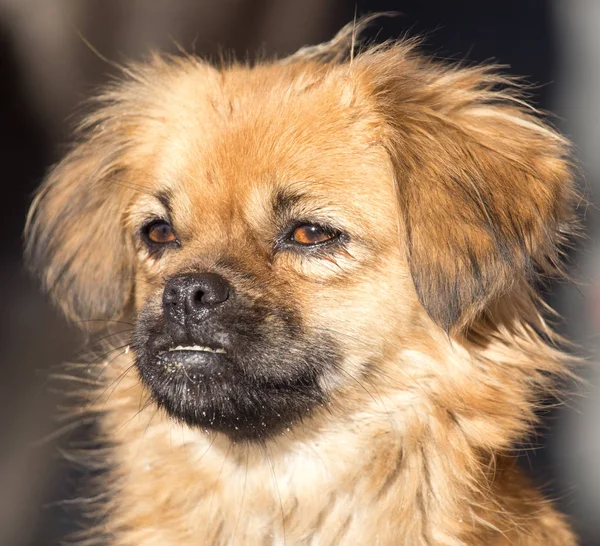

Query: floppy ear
left=24, top=56, right=222, bottom=324
left=25, top=118, right=137, bottom=324
left=360, top=49, right=575, bottom=332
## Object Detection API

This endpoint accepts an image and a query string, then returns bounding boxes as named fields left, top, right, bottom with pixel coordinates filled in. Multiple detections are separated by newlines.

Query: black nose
left=163, top=273, right=231, bottom=323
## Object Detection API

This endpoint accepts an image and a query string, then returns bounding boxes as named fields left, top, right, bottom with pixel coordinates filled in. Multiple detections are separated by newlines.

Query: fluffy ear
left=24, top=57, right=221, bottom=324
left=25, top=117, right=137, bottom=324
left=360, top=49, right=575, bottom=332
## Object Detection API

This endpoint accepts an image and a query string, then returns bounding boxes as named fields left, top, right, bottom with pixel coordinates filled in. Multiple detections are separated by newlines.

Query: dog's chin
left=134, top=342, right=329, bottom=441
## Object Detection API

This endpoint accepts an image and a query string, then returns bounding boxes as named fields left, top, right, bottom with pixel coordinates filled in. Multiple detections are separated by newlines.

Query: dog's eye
left=291, top=224, right=339, bottom=246
left=143, top=220, right=177, bottom=245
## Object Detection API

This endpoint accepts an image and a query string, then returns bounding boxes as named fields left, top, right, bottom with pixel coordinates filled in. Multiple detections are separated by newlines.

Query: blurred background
left=0, top=1, right=598, bottom=544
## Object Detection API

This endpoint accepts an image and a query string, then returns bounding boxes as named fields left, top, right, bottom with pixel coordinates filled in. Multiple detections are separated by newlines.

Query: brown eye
left=145, top=220, right=177, bottom=245
left=291, top=224, right=338, bottom=246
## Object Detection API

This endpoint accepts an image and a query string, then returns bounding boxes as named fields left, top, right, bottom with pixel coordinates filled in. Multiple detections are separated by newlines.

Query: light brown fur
left=26, top=22, right=578, bottom=545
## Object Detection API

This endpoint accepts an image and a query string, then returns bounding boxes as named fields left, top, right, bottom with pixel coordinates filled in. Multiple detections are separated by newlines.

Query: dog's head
left=26, top=32, right=574, bottom=441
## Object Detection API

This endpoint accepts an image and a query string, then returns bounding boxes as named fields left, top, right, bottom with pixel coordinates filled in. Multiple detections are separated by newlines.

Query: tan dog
left=26, top=21, right=578, bottom=545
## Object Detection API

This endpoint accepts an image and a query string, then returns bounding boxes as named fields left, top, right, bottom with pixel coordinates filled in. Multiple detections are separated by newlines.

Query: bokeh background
left=1, top=1, right=598, bottom=544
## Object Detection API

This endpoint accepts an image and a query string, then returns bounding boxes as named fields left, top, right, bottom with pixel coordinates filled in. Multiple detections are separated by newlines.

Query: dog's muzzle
left=133, top=270, right=338, bottom=440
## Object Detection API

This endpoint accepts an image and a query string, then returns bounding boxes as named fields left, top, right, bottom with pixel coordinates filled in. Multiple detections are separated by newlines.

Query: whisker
left=233, top=447, right=250, bottom=541
left=74, top=319, right=135, bottom=328
left=117, top=397, right=155, bottom=432
left=208, top=441, right=232, bottom=520
left=143, top=407, right=161, bottom=438
left=196, top=431, right=218, bottom=465
left=86, top=351, right=135, bottom=408
left=100, top=362, right=138, bottom=407
left=264, top=444, right=286, bottom=546
left=74, top=329, right=133, bottom=359
left=32, top=417, right=97, bottom=447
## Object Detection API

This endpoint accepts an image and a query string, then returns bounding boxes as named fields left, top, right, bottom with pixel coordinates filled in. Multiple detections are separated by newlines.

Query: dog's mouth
left=165, top=344, right=227, bottom=354
left=133, top=308, right=339, bottom=441
left=156, top=343, right=230, bottom=378
left=159, top=344, right=227, bottom=364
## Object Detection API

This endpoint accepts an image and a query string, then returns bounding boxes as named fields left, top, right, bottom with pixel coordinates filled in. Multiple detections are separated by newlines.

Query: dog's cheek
left=300, top=253, right=421, bottom=381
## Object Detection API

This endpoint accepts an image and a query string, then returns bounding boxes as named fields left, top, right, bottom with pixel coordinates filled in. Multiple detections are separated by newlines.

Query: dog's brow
left=272, top=189, right=305, bottom=217
left=155, top=190, right=174, bottom=215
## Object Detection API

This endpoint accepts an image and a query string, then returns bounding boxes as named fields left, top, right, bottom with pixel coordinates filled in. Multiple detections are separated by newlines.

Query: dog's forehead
left=150, top=63, right=394, bottom=221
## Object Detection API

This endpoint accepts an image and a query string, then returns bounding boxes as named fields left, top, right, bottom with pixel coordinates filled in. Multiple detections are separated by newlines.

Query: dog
left=25, top=20, right=578, bottom=545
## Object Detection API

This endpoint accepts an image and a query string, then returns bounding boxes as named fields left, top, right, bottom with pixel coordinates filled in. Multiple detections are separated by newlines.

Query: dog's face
left=126, top=64, right=415, bottom=439
left=26, top=45, right=573, bottom=441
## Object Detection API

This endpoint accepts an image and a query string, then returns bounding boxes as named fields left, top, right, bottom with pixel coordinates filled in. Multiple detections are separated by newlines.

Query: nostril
left=191, top=274, right=230, bottom=307
left=193, top=288, right=207, bottom=306
left=163, top=273, right=231, bottom=322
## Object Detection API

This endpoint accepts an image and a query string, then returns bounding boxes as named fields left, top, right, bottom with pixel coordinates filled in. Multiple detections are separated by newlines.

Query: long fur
left=26, top=20, right=579, bottom=545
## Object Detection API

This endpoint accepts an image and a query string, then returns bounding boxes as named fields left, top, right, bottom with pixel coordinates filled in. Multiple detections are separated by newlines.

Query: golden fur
left=26, top=21, right=578, bottom=545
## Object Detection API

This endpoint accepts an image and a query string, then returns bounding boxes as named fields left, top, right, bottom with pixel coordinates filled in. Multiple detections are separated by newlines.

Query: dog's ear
left=24, top=58, right=221, bottom=324
left=359, top=49, right=575, bottom=332
left=25, top=113, right=138, bottom=324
